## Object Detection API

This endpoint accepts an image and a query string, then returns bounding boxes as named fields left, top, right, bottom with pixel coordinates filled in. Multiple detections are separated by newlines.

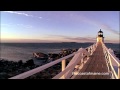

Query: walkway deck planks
left=74, top=42, right=110, bottom=79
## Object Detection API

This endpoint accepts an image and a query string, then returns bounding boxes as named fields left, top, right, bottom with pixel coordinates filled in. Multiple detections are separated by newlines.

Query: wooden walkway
left=74, top=42, right=110, bottom=79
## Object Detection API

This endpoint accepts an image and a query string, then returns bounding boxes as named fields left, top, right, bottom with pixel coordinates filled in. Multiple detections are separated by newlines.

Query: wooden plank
left=88, top=52, right=99, bottom=79
left=94, top=44, right=104, bottom=79
left=74, top=42, right=110, bottom=79
left=81, top=43, right=100, bottom=79
left=95, top=43, right=109, bottom=79
left=74, top=51, right=97, bottom=79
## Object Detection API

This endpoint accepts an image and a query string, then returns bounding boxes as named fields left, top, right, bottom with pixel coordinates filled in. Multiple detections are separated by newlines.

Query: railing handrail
left=9, top=47, right=88, bottom=79
left=108, top=55, right=119, bottom=79
left=101, top=42, right=120, bottom=79
left=107, top=50, right=120, bottom=65
left=57, top=48, right=90, bottom=79
left=102, top=42, right=119, bottom=65
left=9, top=43, right=97, bottom=79
left=9, top=53, right=75, bottom=79
left=52, top=57, right=83, bottom=79
left=85, top=43, right=96, bottom=50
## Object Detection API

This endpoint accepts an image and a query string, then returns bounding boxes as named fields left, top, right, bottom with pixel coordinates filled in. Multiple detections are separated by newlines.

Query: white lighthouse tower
left=97, top=29, right=104, bottom=43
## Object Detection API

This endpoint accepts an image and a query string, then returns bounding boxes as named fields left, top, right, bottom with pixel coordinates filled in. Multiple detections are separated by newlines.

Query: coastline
left=0, top=49, right=119, bottom=79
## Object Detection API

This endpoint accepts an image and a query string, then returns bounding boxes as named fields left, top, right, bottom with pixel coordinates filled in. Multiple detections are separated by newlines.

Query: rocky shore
left=0, top=49, right=77, bottom=79
left=0, top=49, right=119, bottom=79
left=0, top=59, right=38, bottom=79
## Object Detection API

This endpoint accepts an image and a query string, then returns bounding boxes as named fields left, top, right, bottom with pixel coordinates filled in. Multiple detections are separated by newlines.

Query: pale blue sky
left=1, top=11, right=119, bottom=43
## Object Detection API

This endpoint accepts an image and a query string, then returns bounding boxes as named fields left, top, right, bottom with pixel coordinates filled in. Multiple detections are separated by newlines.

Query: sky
left=1, top=11, right=119, bottom=43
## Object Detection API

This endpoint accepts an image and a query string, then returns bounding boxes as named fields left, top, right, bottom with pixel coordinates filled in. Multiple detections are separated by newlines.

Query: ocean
left=0, top=43, right=119, bottom=62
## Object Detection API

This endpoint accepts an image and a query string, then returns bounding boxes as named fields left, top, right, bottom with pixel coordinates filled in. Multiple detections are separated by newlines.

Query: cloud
left=100, top=24, right=119, bottom=35
left=104, top=39, right=119, bottom=43
left=64, top=37, right=96, bottom=42
left=47, top=35, right=96, bottom=42
left=69, top=13, right=119, bottom=35
left=3, top=11, right=43, bottom=19
left=1, top=23, right=33, bottom=29
left=38, top=17, right=42, bottom=19
left=46, top=34, right=119, bottom=43
left=3, top=11, right=33, bottom=17
left=16, top=24, right=33, bottom=28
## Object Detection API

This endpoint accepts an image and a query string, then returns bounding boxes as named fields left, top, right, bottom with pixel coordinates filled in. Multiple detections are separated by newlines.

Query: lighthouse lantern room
left=97, top=29, right=104, bottom=43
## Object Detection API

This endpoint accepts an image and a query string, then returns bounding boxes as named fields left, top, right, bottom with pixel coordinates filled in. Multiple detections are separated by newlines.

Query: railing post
left=118, top=64, right=120, bottom=79
left=81, top=53, right=84, bottom=67
left=62, top=59, right=66, bottom=71
left=61, top=59, right=66, bottom=79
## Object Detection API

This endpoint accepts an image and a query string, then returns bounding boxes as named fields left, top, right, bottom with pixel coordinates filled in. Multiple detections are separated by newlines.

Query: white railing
left=85, top=43, right=97, bottom=55
left=53, top=48, right=90, bottom=79
left=9, top=43, right=97, bottom=79
left=101, top=42, right=120, bottom=79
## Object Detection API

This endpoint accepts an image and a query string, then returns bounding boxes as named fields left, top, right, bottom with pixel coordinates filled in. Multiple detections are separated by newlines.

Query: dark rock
left=0, top=72, right=9, bottom=79
left=24, top=59, right=34, bottom=66
left=48, top=53, right=60, bottom=61
left=18, top=60, right=23, bottom=66
left=33, top=52, right=48, bottom=60
left=48, top=53, right=59, bottom=58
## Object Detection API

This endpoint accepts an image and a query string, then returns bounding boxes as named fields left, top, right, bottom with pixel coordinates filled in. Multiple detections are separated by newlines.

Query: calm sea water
left=0, top=43, right=119, bottom=62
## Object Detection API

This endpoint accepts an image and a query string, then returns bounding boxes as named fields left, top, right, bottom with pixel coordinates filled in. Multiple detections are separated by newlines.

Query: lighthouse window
left=98, top=33, right=101, bottom=35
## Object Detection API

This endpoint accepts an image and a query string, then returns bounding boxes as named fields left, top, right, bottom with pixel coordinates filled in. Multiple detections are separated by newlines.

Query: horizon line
left=1, top=42, right=119, bottom=44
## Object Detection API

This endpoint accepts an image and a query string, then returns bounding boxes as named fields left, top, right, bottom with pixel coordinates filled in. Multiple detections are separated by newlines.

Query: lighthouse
left=97, top=29, right=104, bottom=43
